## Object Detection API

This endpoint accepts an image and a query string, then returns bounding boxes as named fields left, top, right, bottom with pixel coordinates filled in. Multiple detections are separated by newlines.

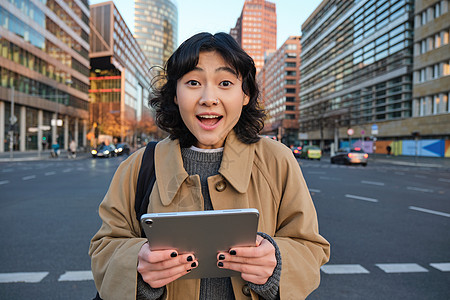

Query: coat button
left=242, top=284, right=251, bottom=296
left=215, top=180, right=227, bottom=192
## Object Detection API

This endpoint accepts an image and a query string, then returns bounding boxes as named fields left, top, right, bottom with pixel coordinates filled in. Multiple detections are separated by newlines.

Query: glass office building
left=0, top=0, right=90, bottom=152
left=134, top=0, right=177, bottom=68
left=300, top=0, right=415, bottom=147
left=90, top=2, right=153, bottom=146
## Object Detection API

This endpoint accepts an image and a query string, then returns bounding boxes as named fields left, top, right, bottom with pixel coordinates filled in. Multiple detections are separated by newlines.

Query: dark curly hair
left=149, top=32, right=265, bottom=148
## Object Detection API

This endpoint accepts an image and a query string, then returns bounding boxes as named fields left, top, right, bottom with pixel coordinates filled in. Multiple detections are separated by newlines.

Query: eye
left=186, top=80, right=200, bottom=86
left=219, top=80, right=233, bottom=87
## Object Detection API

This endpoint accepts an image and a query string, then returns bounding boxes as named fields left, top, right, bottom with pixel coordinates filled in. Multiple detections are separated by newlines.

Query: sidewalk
left=0, top=150, right=90, bottom=162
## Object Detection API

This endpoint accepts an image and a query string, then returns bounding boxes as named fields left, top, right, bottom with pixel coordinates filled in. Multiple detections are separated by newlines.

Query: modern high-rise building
left=230, top=0, right=277, bottom=72
left=134, top=0, right=178, bottom=68
left=0, top=0, right=90, bottom=153
left=300, top=0, right=417, bottom=151
left=258, top=36, right=301, bottom=146
left=412, top=1, right=450, bottom=121
left=90, top=1, right=153, bottom=146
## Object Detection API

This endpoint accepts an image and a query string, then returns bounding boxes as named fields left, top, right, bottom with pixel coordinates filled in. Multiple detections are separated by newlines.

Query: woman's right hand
left=137, top=242, right=198, bottom=288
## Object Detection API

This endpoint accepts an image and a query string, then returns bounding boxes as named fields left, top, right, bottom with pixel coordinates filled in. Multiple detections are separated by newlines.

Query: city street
left=0, top=154, right=449, bottom=299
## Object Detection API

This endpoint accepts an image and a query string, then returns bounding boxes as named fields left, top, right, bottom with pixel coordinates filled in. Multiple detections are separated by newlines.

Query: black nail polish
left=187, top=269, right=191, bottom=272
left=170, top=252, right=177, bottom=257
left=218, top=262, right=223, bottom=267
left=229, top=250, right=236, bottom=255
left=191, top=262, right=196, bottom=268
left=219, top=254, right=225, bottom=260
left=187, top=255, right=193, bottom=262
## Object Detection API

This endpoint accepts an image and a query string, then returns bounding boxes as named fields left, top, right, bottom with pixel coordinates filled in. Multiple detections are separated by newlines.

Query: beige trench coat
left=89, top=130, right=330, bottom=300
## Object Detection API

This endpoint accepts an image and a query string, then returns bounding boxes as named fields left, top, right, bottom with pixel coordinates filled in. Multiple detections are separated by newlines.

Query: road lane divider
left=361, top=180, right=385, bottom=186
left=45, top=171, right=56, bottom=176
left=407, top=186, right=434, bottom=193
left=408, top=206, right=450, bottom=218
left=375, top=263, right=428, bottom=273
left=309, top=189, right=321, bottom=193
left=0, top=272, right=49, bottom=283
left=345, top=194, right=378, bottom=203
left=22, top=175, right=36, bottom=181
left=0, top=180, right=10, bottom=185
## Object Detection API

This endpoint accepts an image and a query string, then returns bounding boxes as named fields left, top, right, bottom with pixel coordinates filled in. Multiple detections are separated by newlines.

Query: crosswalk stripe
left=375, top=263, right=428, bottom=273
left=22, top=175, right=36, bottom=181
left=0, top=180, right=10, bottom=185
left=309, top=189, right=321, bottom=193
left=58, top=271, right=93, bottom=281
left=321, top=264, right=369, bottom=274
left=407, top=186, right=434, bottom=193
left=361, top=180, right=385, bottom=186
left=430, top=263, right=450, bottom=272
left=0, top=272, right=49, bottom=283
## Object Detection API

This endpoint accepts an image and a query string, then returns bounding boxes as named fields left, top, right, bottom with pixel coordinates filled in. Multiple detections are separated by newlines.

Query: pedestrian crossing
left=0, top=262, right=448, bottom=283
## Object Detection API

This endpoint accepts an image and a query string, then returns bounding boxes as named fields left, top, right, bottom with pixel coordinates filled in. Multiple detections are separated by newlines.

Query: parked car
left=114, top=143, right=131, bottom=156
left=291, top=146, right=303, bottom=158
left=91, top=144, right=116, bottom=158
left=299, top=145, right=322, bottom=160
left=331, top=147, right=368, bottom=166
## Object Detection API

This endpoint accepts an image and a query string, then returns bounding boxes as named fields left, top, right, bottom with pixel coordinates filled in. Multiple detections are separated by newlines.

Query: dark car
left=291, top=146, right=303, bottom=158
left=114, top=143, right=131, bottom=156
left=331, top=147, right=368, bottom=166
left=91, top=144, right=116, bottom=158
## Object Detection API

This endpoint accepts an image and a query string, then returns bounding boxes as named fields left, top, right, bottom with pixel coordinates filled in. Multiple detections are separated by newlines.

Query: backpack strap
left=135, top=141, right=158, bottom=237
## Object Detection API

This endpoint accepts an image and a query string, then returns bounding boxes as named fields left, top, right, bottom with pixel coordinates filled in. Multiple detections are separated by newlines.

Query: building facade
left=0, top=0, right=90, bottom=153
left=230, top=0, right=277, bottom=72
left=258, top=36, right=301, bottom=146
left=89, top=1, right=153, bottom=147
left=134, top=0, right=177, bottom=68
left=300, top=0, right=450, bottom=157
left=412, top=1, right=450, bottom=122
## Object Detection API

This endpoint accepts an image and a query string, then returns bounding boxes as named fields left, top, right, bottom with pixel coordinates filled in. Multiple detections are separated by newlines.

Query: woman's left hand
left=217, top=235, right=276, bottom=285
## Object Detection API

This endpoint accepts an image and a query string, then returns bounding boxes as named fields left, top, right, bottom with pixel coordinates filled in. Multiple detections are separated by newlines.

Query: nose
left=199, top=98, right=219, bottom=106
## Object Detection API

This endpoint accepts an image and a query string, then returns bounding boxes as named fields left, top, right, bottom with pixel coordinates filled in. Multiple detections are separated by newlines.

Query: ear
left=174, top=96, right=178, bottom=105
left=243, top=94, right=250, bottom=106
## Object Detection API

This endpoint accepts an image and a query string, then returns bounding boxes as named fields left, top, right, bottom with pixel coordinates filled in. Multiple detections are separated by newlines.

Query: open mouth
left=197, top=115, right=223, bottom=126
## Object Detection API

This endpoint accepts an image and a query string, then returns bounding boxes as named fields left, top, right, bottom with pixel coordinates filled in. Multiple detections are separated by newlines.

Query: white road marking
left=62, top=169, right=72, bottom=173
left=321, top=264, right=369, bottom=274
left=22, top=175, right=36, bottom=181
left=409, top=206, right=450, bottom=218
left=438, top=178, right=450, bottom=183
left=430, top=263, right=450, bottom=272
left=319, top=176, right=341, bottom=181
left=361, top=180, right=385, bottom=186
left=345, top=194, right=378, bottom=203
left=2, top=168, right=13, bottom=172
left=0, top=272, right=49, bottom=283
left=45, top=171, right=56, bottom=176
left=0, top=180, right=10, bottom=185
left=58, top=271, right=93, bottom=281
left=309, top=189, right=321, bottom=193
left=414, top=175, right=427, bottom=179
left=375, top=263, right=428, bottom=273
left=407, top=186, right=434, bottom=193
left=308, top=171, right=326, bottom=174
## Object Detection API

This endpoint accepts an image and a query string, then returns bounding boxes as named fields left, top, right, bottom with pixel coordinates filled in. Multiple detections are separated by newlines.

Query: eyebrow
left=192, top=66, right=238, bottom=76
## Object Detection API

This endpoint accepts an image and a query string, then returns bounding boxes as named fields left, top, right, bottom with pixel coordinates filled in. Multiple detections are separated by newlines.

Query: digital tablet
left=140, top=208, right=259, bottom=279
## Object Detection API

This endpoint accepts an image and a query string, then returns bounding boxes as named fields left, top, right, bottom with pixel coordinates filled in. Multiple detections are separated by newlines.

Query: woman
left=90, top=32, right=330, bottom=300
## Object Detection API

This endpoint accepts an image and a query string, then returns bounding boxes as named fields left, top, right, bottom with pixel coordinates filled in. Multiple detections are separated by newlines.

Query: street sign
left=371, top=124, right=378, bottom=135
left=9, top=115, right=17, bottom=125
left=347, top=128, right=354, bottom=136
left=361, top=130, right=365, bottom=135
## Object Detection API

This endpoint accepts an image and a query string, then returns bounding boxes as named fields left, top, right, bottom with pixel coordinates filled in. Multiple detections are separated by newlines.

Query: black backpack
left=94, top=141, right=157, bottom=300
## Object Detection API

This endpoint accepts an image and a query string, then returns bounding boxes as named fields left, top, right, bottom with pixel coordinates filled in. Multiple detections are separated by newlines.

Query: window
left=421, top=40, right=427, bottom=53
left=443, top=61, right=450, bottom=76
left=421, top=11, right=427, bottom=25
left=434, top=2, right=441, bottom=18
left=435, top=33, right=441, bottom=48
left=443, top=30, right=449, bottom=45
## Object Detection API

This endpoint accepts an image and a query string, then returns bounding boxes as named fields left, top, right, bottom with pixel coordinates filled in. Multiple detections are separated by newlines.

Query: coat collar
left=154, top=131, right=255, bottom=206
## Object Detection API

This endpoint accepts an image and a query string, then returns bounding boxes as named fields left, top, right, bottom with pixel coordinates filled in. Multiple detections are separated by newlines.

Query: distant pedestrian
left=51, top=142, right=60, bottom=158
left=69, top=139, right=77, bottom=159
left=386, top=145, right=392, bottom=156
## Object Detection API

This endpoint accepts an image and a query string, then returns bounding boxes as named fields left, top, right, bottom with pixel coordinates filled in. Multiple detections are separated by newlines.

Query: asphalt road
left=0, top=155, right=449, bottom=299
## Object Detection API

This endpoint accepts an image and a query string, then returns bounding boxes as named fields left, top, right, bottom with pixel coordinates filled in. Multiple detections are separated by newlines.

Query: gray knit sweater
left=137, top=147, right=281, bottom=300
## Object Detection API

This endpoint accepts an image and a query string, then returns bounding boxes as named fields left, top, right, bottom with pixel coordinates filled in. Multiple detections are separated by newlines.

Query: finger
left=147, top=267, right=195, bottom=288
left=255, top=235, right=264, bottom=246
left=142, top=248, right=179, bottom=264
left=147, top=253, right=197, bottom=271
left=143, top=259, right=199, bottom=284
left=229, top=239, right=274, bottom=258
left=217, top=260, right=269, bottom=278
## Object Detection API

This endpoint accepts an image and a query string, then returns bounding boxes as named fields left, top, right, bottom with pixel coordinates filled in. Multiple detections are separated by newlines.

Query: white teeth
left=198, top=115, right=219, bottom=119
